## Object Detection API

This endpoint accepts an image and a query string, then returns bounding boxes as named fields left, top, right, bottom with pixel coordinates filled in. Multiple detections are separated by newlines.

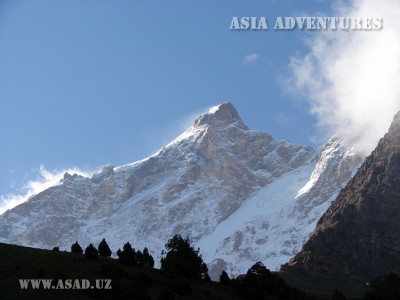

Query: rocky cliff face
left=198, top=135, right=361, bottom=278
left=282, top=111, right=400, bottom=285
left=0, top=102, right=362, bottom=279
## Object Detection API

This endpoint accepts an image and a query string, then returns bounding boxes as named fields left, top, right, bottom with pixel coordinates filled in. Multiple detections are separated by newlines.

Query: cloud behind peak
left=289, top=0, right=400, bottom=155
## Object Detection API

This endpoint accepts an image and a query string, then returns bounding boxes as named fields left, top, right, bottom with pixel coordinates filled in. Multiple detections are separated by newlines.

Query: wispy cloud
left=288, top=0, right=400, bottom=155
left=273, top=112, right=291, bottom=126
left=0, top=165, right=91, bottom=215
left=144, top=106, right=212, bottom=154
left=243, top=53, right=260, bottom=65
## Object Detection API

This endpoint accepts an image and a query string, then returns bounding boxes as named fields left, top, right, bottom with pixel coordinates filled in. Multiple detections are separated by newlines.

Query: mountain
left=282, top=111, right=400, bottom=289
left=0, top=102, right=362, bottom=279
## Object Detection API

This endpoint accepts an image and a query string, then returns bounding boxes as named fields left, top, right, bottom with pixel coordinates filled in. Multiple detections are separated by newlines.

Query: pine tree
left=160, top=234, right=209, bottom=280
left=98, top=238, right=112, bottom=257
left=117, top=242, right=137, bottom=266
left=85, top=243, right=99, bottom=260
left=245, top=262, right=290, bottom=296
left=71, top=241, right=83, bottom=254
left=143, top=247, right=155, bottom=268
left=219, top=270, right=230, bottom=285
left=136, top=250, right=144, bottom=266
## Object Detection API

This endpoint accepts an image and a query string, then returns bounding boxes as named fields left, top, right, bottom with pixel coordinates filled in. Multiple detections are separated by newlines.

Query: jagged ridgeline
left=0, top=102, right=361, bottom=280
left=282, top=111, right=400, bottom=292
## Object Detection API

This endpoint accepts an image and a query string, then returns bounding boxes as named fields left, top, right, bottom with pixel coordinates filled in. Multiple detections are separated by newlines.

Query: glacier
left=0, top=102, right=362, bottom=280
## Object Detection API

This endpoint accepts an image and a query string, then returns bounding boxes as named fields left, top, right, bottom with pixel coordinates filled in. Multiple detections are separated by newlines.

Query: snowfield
left=0, top=102, right=362, bottom=279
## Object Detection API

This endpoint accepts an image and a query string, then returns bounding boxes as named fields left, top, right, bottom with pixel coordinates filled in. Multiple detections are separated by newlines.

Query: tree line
left=52, top=235, right=399, bottom=300
left=50, top=235, right=310, bottom=299
left=59, top=235, right=206, bottom=279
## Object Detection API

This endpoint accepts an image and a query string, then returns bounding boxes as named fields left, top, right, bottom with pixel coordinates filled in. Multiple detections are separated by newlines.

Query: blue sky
left=2, top=0, right=400, bottom=210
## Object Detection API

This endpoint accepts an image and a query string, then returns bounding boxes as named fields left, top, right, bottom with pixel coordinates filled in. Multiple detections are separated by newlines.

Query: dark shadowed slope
left=282, top=111, right=400, bottom=292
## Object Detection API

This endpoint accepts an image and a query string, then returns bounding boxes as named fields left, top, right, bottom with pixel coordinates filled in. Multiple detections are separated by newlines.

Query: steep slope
left=0, top=102, right=361, bottom=279
left=199, top=136, right=361, bottom=278
left=282, top=111, right=400, bottom=286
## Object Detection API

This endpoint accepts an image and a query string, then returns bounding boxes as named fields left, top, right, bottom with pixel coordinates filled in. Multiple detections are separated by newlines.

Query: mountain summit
left=282, top=111, right=400, bottom=290
left=194, top=101, right=248, bottom=130
left=0, top=102, right=361, bottom=279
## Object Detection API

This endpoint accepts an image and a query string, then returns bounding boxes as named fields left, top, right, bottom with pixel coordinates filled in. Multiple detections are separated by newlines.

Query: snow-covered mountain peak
left=0, top=103, right=363, bottom=281
left=163, top=102, right=257, bottom=150
left=194, top=101, right=249, bottom=131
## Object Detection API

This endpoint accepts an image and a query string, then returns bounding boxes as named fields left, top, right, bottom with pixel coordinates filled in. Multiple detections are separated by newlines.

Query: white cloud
left=243, top=53, right=260, bottom=65
left=0, top=165, right=91, bottom=215
left=288, top=0, right=400, bottom=156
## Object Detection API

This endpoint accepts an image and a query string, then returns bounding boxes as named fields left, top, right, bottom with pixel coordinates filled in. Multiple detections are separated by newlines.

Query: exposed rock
left=63, top=172, right=72, bottom=180
left=0, top=102, right=362, bottom=280
left=282, top=111, right=400, bottom=288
